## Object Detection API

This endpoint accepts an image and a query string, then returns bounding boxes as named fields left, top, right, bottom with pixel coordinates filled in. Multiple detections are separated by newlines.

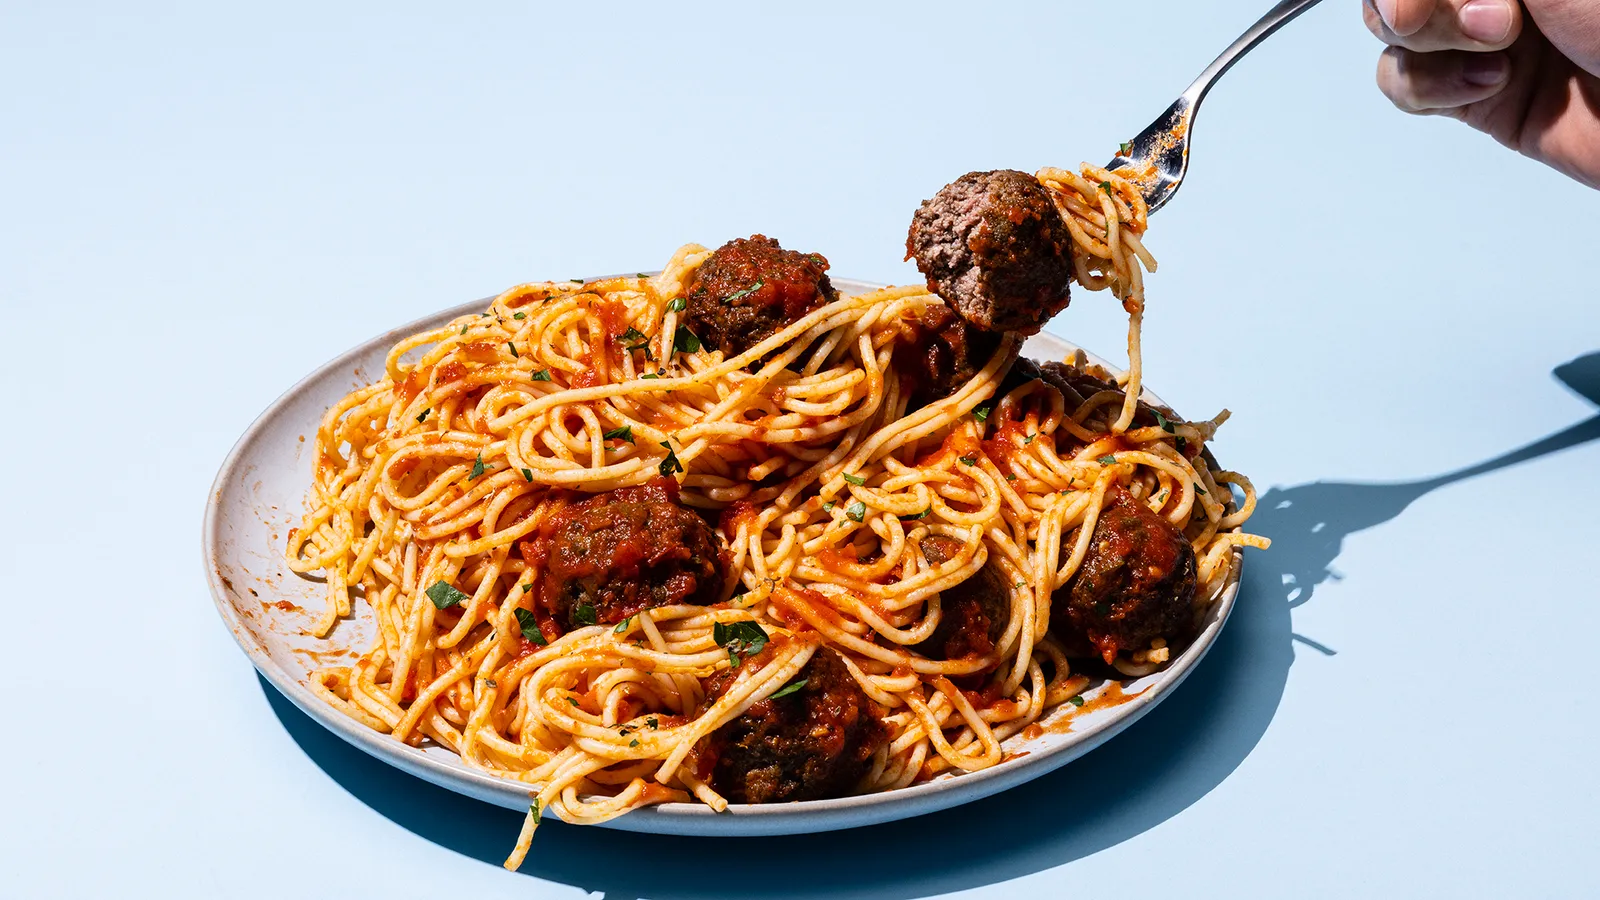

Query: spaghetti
left=285, top=164, right=1266, bottom=869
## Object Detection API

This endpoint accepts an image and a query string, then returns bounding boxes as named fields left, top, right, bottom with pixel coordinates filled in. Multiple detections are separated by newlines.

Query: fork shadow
left=260, top=351, right=1600, bottom=900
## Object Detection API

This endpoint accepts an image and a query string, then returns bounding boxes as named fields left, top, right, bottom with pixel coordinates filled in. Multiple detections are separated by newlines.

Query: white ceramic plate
left=204, top=276, right=1243, bottom=837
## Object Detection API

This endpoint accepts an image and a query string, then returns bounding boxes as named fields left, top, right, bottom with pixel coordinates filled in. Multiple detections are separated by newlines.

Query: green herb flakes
left=1069, top=694, right=1085, bottom=708
left=513, top=607, right=547, bottom=645
left=470, top=453, right=488, bottom=479
left=426, top=581, right=469, bottom=609
left=769, top=679, right=809, bottom=700
left=658, top=441, right=683, bottom=477
left=416, top=408, right=430, bottom=423
left=531, top=369, right=552, bottom=382
left=667, top=296, right=686, bottom=312
left=572, top=603, right=598, bottom=626
left=845, top=500, right=866, bottom=523
left=723, top=280, right=764, bottom=304
left=843, top=473, right=865, bottom=486
left=603, top=425, right=634, bottom=443
left=673, top=326, right=701, bottom=355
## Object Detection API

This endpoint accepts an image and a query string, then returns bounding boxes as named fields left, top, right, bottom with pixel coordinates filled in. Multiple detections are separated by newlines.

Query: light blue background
left=4, top=1, right=1597, bottom=897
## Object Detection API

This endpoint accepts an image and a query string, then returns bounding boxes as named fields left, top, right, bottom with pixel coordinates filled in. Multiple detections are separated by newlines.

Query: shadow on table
left=261, top=351, right=1600, bottom=900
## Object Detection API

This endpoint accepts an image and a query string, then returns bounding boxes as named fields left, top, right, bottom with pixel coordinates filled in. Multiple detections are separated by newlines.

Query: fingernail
left=1460, top=0, right=1513, bottom=43
left=1373, top=0, right=1399, bottom=30
left=1462, top=52, right=1510, bottom=86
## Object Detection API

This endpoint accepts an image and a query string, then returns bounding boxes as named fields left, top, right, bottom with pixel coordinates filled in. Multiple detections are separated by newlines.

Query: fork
left=1107, top=0, right=1326, bottom=212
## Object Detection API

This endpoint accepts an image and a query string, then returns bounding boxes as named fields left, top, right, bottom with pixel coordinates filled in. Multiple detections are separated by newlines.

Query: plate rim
left=203, top=274, right=1243, bottom=835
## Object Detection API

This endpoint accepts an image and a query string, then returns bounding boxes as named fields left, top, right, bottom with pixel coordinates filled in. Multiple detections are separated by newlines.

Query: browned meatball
left=1050, top=485, right=1197, bottom=663
left=695, top=646, right=887, bottom=803
left=682, top=235, right=838, bottom=358
left=906, top=170, right=1074, bottom=335
left=896, top=303, right=1004, bottom=406
left=527, top=477, right=726, bottom=630
left=914, top=534, right=1011, bottom=662
left=999, top=358, right=1179, bottom=434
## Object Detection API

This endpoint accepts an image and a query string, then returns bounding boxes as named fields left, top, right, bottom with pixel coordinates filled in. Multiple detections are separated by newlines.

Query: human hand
left=1364, top=0, right=1600, bottom=188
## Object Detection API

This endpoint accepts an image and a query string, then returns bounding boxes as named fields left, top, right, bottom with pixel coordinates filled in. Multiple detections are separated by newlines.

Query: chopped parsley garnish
left=566, top=696, right=579, bottom=707
left=619, top=326, right=650, bottom=350
left=769, top=678, right=809, bottom=700
left=673, top=325, right=701, bottom=355
left=843, top=473, right=865, bottom=486
left=1119, top=140, right=1133, bottom=156
left=426, top=581, right=469, bottom=609
left=1098, top=181, right=1112, bottom=193
left=484, top=678, right=497, bottom=687
left=530, top=799, right=542, bottom=823
left=613, top=616, right=633, bottom=634
left=667, top=296, right=686, bottom=312
left=822, top=501, right=835, bottom=513
left=845, top=500, right=866, bottom=523
left=1069, top=694, right=1085, bottom=707
left=572, top=603, right=598, bottom=626
left=513, top=607, right=547, bottom=645
left=713, top=620, right=769, bottom=668
left=1023, top=434, right=1034, bottom=444
left=1175, top=436, right=1188, bottom=453
left=460, top=324, right=468, bottom=335
left=603, top=425, right=634, bottom=443
left=723, top=280, right=764, bottom=305
left=1153, top=410, right=1176, bottom=434
left=512, top=311, right=526, bottom=320
left=507, top=341, right=519, bottom=358
left=1004, top=473, right=1017, bottom=481
left=973, top=404, right=992, bottom=423
left=647, top=716, right=658, bottom=729
left=629, top=739, right=640, bottom=748
left=958, top=455, right=977, bottom=466
left=416, top=408, right=430, bottom=423
left=658, top=441, right=683, bottom=477
left=470, top=453, right=488, bottom=479
left=640, top=373, right=660, bottom=380
left=521, top=467, right=533, bottom=482
left=1097, top=455, right=1117, bottom=466
left=1194, top=482, right=1207, bottom=494
left=522, top=583, right=534, bottom=593
left=901, top=508, right=929, bottom=520
left=531, top=369, right=552, bottom=382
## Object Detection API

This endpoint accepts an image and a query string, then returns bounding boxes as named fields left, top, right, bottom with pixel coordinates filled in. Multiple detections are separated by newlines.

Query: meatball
left=696, top=647, right=887, bottom=804
left=529, top=476, right=726, bottom=629
left=999, top=357, right=1178, bottom=431
left=896, top=303, right=1003, bottom=405
left=682, top=235, right=838, bottom=358
left=1050, top=484, right=1197, bottom=663
left=913, top=534, right=1011, bottom=661
left=906, top=170, right=1075, bottom=335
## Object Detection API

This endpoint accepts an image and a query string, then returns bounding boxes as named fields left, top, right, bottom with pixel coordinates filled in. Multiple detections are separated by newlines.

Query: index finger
left=1367, top=0, right=1440, bottom=37
left=1363, top=0, right=1522, bottom=52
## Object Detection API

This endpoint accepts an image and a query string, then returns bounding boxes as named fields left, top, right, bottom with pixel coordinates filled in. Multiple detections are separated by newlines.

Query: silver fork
left=1108, top=0, right=1326, bottom=212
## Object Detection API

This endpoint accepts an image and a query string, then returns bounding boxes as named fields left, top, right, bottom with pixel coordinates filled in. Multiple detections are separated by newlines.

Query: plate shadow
left=258, top=351, right=1600, bottom=900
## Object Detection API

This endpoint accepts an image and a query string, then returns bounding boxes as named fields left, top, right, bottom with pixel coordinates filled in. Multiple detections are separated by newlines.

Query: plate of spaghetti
left=205, top=163, right=1267, bottom=869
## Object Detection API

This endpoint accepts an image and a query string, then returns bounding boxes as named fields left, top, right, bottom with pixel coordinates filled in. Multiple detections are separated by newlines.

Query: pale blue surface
left=3, top=2, right=1597, bottom=898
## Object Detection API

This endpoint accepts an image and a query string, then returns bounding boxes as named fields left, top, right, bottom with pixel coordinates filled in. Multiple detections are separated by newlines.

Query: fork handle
left=1182, top=0, right=1327, bottom=108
